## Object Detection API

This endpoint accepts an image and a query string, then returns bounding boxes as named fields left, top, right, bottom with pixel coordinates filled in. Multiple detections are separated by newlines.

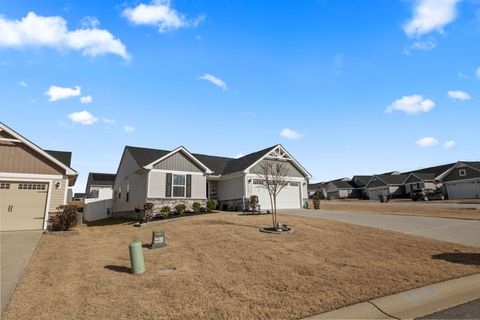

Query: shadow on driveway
left=432, top=252, right=480, bottom=266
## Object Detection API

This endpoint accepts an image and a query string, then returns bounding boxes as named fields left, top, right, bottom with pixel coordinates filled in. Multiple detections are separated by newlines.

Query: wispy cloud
left=386, top=95, right=435, bottom=114
left=45, top=85, right=81, bottom=102
left=0, top=12, right=129, bottom=59
left=81, top=16, right=99, bottom=28
left=443, top=140, right=456, bottom=149
left=80, top=95, right=93, bottom=104
left=102, top=118, right=116, bottom=124
left=68, top=111, right=98, bottom=125
left=280, top=128, right=304, bottom=140
left=476, top=67, right=480, bottom=79
left=404, top=38, right=436, bottom=55
left=200, top=74, right=228, bottom=90
left=416, top=137, right=439, bottom=147
left=447, top=90, right=471, bottom=101
left=122, top=0, right=205, bottom=33
left=16, top=80, right=27, bottom=87
left=124, top=125, right=135, bottom=133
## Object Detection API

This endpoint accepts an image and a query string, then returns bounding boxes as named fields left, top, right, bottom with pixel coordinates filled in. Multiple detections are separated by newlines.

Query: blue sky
left=1, top=0, right=479, bottom=191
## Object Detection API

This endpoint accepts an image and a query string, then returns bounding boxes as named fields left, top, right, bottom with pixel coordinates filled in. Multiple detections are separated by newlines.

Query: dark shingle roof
left=88, top=172, right=116, bottom=186
left=403, top=163, right=455, bottom=177
left=125, top=145, right=278, bottom=176
left=352, top=175, right=373, bottom=187
left=463, top=161, right=480, bottom=171
left=45, top=150, right=72, bottom=167
left=376, top=174, right=407, bottom=185
left=308, top=182, right=328, bottom=191
left=330, top=179, right=358, bottom=189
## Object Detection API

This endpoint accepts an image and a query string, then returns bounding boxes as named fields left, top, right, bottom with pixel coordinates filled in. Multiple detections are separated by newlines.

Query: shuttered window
left=172, top=174, right=186, bottom=197
left=186, top=174, right=192, bottom=198
left=165, top=173, right=172, bottom=197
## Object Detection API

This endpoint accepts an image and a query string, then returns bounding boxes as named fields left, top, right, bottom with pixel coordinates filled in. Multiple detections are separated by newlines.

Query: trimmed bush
left=144, top=202, right=155, bottom=221
left=160, top=206, right=171, bottom=218
left=48, top=204, right=78, bottom=231
left=312, top=194, right=320, bottom=210
left=175, top=203, right=187, bottom=214
left=249, top=195, right=259, bottom=213
left=206, top=199, right=217, bottom=212
left=192, top=202, right=201, bottom=214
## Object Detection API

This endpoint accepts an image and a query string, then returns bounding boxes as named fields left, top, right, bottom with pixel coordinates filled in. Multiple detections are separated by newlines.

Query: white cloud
left=0, top=12, right=129, bottom=59
left=447, top=90, right=471, bottom=101
left=124, top=125, right=135, bottom=133
left=122, top=0, right=205, bottom=33
left=385, top=95, right=435, bottom=114
left=81, top=16, right=99, bottom=28
left=200, top=74, right=228, bottom=90
left=16, top=80, right=27, bottom=87
left=443, top=140, right=456, bottom=149
left=404, top=38, right=436, bottom=54
left=79, top=95, right=93, bottom=104
left=102, top=118, right=116, bottom=124
left=416, top=137, right=439, bottom=147
left=403, top=0, right=461, bottom=37
left=280, top=128, right=304, bottom=140
left=476, top=67, right=480, bottom=79
left=68, top=111, right=98, bottom=125
left=45, top=85, right=81, bottom=102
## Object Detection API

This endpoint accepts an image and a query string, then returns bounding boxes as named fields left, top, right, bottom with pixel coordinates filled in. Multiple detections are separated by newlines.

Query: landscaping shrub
left=175, top=203, right=187, bottom=214
left=206, top=199, right=217, bottom=212
left=312, top=194, right=321, bottom=210
left=144, top=203, right=155, bottom=221
left=48, top=204, right=78, bottom=231
left=160, top=206, right=171, bottom=218
left=228, top=203, right=237, bottom=212
left=192, top=202, right=201, bottom=214
left=249, top=195, right=259, bottom=213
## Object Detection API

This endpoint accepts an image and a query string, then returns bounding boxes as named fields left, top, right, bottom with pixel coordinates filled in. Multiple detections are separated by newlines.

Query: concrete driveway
left=1, top=230, right=43, bottom=314
left=281, top=209, right=480, bottom=247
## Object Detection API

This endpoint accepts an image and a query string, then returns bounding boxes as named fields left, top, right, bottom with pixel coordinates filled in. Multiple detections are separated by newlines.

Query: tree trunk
left=273, top=196, right=277, bottom=229
left=269, top=193, right=275, bottom=228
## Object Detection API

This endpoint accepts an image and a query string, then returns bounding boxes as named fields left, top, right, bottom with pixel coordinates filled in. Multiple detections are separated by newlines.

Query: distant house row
left=308, top=161, right=480, bottom=200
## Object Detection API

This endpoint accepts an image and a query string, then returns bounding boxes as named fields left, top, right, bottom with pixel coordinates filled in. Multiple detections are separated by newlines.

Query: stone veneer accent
left=148, top=198, right=207, bottom=213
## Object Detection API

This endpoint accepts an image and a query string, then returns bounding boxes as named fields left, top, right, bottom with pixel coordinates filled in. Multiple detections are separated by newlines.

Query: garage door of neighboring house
left=253, top=182, right=301, bottom=210
left=0, top=181, right=48, bottom=231
left=367, top=187, right=388, bottom=201
left=447, top=180, right=480, bottom=199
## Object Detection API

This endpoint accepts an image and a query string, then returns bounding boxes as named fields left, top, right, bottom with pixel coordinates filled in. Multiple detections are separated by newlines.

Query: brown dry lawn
left=3, top=213, right=480, bottom=320
left=316, top=200, right=480, bottom=220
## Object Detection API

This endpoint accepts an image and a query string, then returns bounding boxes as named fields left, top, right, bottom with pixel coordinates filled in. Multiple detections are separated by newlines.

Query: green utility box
left=151, top=230, right=166, bottom=249
left=129, top=240, right=145, bottom=275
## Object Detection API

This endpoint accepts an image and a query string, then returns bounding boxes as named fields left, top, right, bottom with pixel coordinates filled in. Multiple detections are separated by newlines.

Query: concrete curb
left=304, top=273, right=480, bottom=319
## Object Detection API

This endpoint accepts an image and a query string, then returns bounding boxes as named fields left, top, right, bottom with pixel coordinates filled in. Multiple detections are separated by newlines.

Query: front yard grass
left=3, top=213, right=480, bottom=320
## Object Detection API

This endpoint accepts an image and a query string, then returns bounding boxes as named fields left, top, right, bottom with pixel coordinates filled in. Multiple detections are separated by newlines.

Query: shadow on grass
left=104, top=265, right=132, bottom=273
left=198, top=219, right=260, bottom=229
left=432, top=253, right=480, bottom=266
left=85, top=218, right=137, bottom=227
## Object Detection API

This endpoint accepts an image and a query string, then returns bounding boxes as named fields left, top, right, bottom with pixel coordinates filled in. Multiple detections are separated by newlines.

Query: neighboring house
left=73, top=193, right=85, bottom=201
left=352, top=175, right=373, bottom=199
left=85, top=172, right=116, bottom=200
left=308, top=182, right=328, bottom=199
left=402, top=163, right=455, bottom=195
left=365, top=174, right=407, bottom=200
left=438, top=161, right=480, bottom=199
left=0, top=122, right=77, bottom=231
left=325, top=178, right=360, bottom=200
left=112, top=144, right=311, bottom=217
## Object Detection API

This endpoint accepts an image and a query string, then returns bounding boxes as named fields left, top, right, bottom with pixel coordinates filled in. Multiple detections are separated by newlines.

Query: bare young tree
left=256, top=159, right=289, bottom=229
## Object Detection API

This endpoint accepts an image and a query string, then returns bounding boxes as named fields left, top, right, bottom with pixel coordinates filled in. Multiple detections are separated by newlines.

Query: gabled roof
left=436, top=161, right=480, bottom=181
left=375, top=174, right=407, bottom=185
left=402, top=163, right=455, bottom=178
left=125, top=146, right=170, bottom=167
left=352, top=175, right=373, bottom=187
left=45, top=150, right=72, bottom=167
left=308, top=182, right=328, bottom=191
left=330, top=179, right=358, bottom=189
left=221, top=145, right=277, bottom=175
left=463, top=161, right=480, bottom=171
left=407, top=172, right=436, bottom=181
left=88, top=172, right=116, bottom=186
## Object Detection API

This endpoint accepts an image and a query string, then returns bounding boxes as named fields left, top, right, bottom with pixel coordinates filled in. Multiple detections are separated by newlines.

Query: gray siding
left=149, top=171, right=206, bottom=199
left=153, top=151, right=203, bottom=172
left=366, top=178, right=387, bottom=188
left=404, top=175, right=422, bottom=184
left=217, top=176, right=244, bottom=201
left=443, top=166, right=480, bottom=182
left=250, top=160, right=304, bottom=177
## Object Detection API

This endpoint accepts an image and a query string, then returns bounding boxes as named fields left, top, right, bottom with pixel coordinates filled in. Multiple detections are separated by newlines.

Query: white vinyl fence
left=84, top=198, right=112, bottom=221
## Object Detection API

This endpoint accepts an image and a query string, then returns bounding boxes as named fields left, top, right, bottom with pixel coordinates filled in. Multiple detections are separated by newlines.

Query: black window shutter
left=165, top=173, right=172, bottom=197
left=186, top=174, right=192, bottom=198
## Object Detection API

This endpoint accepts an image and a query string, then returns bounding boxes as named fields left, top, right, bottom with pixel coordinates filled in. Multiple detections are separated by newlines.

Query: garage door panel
left=0, top=181, right=48, bottom=231
left=252, top=182, right=301, bottom=210
left=447, top=180, right=480, bottom=199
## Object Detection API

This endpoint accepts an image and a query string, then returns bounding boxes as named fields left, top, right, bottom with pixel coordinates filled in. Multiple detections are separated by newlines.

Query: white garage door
left=447, top=180, right=480, bottom=199
left=0, top=181, right=48, bottom=231
left=252, top=182, right=301, bottom=210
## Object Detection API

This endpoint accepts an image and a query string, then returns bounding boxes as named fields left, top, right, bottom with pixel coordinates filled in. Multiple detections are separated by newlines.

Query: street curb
left=304, top=273, right=480, bottom=319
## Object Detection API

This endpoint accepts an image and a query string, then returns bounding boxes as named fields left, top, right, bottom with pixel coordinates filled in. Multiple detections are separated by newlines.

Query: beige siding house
left=112, top=144, right=311, bottom=216
left=0, top=122, right=77, bottom=231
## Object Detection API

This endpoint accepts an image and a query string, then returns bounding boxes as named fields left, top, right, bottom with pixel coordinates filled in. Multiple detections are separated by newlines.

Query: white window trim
left=172, top=174, right=187, bottom=198
left=459, top=169, right=466, bottom=177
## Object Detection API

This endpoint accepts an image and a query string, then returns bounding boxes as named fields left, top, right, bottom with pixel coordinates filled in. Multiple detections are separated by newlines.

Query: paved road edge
left=304, top=273, right=480, bottom=319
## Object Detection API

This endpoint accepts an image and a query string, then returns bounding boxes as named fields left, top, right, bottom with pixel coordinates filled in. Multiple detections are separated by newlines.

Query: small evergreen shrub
left=192, top=202, right=201, bottom=214
left=175, top=203, right=187, bottom=214
left=249, top=195, right=259, bottom=213
left=312, top=194, right=321, bottom=210
left=160, top=206, right=171, bottom=218
left=206, top=199, right=217, bottom=212
left=228, top=203, right=237, bottom=212
left=48, top=204, right=78, bottom=231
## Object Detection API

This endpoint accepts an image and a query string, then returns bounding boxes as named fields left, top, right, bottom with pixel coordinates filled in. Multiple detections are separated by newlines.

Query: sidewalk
left=304, top=273, right=480, bottom=319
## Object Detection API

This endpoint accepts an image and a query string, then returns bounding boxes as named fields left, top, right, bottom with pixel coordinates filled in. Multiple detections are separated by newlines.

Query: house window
left=172, top=174, right=186, bottom=197
left=0, top=183, right=10, bottom=189
left=459, top=169, right=466, bottom=177
left=18, top=183, right=46, bottom=190
left=253, top=179, right=264, bottom=185
left=290, top=182, right=299, bottom=187
left=118, top=187, right=122, bottom=199
left=126, top=184, right=130, bottom=202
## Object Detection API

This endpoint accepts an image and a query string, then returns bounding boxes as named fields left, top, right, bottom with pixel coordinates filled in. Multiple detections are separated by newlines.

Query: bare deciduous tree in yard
left=256, top=159, right=289, bottom=229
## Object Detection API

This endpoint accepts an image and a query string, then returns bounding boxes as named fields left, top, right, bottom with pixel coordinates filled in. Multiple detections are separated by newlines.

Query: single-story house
left=438, top=161, right=480, bottom=199
left=352, top=175, right=373, bottom=199
left=365, top=174, right=407, bottom=200
left=85, top=172, right=116, bottom=200
left=0, top=122, right=77, bottom=231
left=112, top=144, right=311, bottom=217
left=325, top=178, right=360, bottom=200
left=402, top=163, right=455, bottom=195
left=308, top=182, right=328, bottom=199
